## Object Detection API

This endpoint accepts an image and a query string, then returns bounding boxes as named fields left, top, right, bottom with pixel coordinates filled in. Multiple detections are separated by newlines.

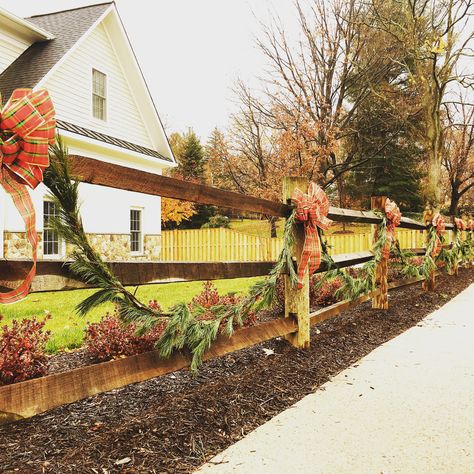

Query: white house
left=0, top=2, right=176, bottom=261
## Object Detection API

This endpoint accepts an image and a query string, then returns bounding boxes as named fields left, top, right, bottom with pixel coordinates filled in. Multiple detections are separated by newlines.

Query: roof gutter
left=0, top=7, right=55, bottom=41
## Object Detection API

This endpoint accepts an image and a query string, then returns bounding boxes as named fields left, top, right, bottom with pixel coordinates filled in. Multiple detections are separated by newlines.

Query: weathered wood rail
left=0, top=251, right=376, bottom=292
left=70, top=156, right=453, bottom=230
left=0, top=157, right=468, bottom=426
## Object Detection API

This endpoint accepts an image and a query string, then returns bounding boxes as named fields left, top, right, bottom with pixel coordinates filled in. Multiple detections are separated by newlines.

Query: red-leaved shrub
left=191, top=281, right=258, bottom=328
left=409, top=257, right=423, bottom=266
left=310, top=275, right=343, bottom=306
left=85, top=300, right=166, bottom=362
left=388, top=256, right=425, bottom=281
left=275, top=274, right=346, bottom=308
left=0, top=315, right=51, bottom=385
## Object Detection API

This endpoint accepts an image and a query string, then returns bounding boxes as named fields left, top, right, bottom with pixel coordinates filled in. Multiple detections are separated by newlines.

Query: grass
left=229, top=219, right=285, bottom=238
left=230, top=218, right=372, bottom=238
left=0, top=277, right=261, bottom=353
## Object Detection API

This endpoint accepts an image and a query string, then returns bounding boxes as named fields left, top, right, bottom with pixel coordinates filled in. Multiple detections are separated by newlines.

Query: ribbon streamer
left=382, top=198, right=401, bottom=259
left=454, top=217, right=466, bottom=231
left=431, top=213, right=446, bottom=257
left=0, top=88, right=56, bottom=303
left=291, top=182, right=332, bottom=289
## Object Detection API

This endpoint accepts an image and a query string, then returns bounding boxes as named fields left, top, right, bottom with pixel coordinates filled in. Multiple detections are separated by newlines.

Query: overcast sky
left=1, top=0, right=297, bottom=140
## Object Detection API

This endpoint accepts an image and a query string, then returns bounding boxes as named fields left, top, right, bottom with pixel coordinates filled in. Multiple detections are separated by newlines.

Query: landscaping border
left=0, top=275, right=426, bottom=425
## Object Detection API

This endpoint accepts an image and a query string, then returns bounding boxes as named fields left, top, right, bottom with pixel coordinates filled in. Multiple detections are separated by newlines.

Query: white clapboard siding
left=0, top=30, right=30, bottom=74
left=43, top=22, right=153, bottom=148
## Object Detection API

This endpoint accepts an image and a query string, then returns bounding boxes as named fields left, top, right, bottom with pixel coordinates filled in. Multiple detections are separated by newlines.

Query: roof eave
left=60, top=129, right=176, bottom=173
left=0, top=7, right=55, bottom=41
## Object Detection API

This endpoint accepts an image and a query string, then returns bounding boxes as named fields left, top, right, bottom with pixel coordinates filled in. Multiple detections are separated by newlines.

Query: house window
left=43, top=200, right=60, bottom=256
left=130, top=209, right=142, bottom=253
left=92, top=68, right=107, bottom=120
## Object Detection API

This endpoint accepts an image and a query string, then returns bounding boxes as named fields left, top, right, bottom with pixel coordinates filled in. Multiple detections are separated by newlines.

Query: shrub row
left=0, top=281, right=258, bottom=385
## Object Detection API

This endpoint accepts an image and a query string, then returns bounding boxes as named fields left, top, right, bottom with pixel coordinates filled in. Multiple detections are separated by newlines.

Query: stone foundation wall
left=3, top=232, right=162, bottom=261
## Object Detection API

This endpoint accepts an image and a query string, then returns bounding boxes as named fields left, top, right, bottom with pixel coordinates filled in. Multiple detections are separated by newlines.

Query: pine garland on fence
left=44, top=139, right=163, bottom=327
left=157, top=211, right=298, bottom=370
left=393, top=225, right=474, bottom=279
left=317, top=217, right=474, bottom=301
left=437, top=227, right=474, bottom=274
left=316, top=215, right=388, bottom=300
left=44, top=139, right=298, bottom=370
left=391, top=226, right=438, bottom=281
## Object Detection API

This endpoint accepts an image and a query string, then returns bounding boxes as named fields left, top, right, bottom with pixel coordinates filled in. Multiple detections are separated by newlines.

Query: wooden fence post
left=422, top=205, right=436, bottom=291
left=371, top=196, right=389, bottom=309
left=283, top=177, right=310, bottom=349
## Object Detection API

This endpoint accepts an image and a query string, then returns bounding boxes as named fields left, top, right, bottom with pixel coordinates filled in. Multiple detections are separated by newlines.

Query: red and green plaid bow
left=0, top=88, right=56, bottom=304
left=454, top=217, right=466, bottom=231
left=382, top=198, right=401, bottom=259
left=291, top=182, right=332, bottom=289
left=431, top=213, right=446, bottom=257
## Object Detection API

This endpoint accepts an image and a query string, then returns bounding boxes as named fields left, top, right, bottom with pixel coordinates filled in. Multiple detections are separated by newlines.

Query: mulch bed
left=1, top=268, right=473, bottom=474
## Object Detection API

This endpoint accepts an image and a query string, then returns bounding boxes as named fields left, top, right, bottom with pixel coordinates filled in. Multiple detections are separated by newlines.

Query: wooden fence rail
left=0, top=251, right=378, bottom=292
left=69, top=156, right=454, bottom=230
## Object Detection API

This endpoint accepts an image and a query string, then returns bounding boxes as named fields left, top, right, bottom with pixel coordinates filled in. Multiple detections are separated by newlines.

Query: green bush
left=201, top=214, right=230, bottom=229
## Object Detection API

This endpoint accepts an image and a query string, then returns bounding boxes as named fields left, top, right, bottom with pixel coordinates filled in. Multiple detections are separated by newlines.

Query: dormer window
left=92, top=68, right=107, bottom=120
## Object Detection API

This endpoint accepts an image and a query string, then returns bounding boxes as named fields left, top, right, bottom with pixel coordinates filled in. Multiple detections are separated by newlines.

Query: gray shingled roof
left=0, top=2, right=112, bottom=99
left=57, top=119, right=172, bottom=162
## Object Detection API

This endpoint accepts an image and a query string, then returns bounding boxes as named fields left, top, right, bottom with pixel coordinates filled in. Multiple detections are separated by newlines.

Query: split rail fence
left=0, top=156, right=462, bottom=425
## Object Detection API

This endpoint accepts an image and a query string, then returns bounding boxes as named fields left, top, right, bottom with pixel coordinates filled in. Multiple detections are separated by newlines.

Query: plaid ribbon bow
left=291, top=182, right=332, bottom=289
left=454, top=217, right=466, bottom=231
left=0, top=88, right=56, bottom=304
left=431, top=213, right=446, bottom=257
left=382, top=198, right=401, bottom=259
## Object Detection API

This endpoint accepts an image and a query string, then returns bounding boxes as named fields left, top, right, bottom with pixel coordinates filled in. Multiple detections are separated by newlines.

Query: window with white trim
left=92, top=68, right=107, bottom=120
left=130, top=209, right=142, bottom=253
left=43, top=200, right=60, bottom=256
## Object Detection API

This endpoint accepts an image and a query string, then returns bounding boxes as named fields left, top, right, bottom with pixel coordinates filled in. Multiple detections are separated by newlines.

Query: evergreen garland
left=391, top=226, right=437, bottom=281
left=157, top=211, right=298, bottom=370
left=438, top=228, right=474, bottom=275
left=316, top=215, right=388, bottom=300
left=44, top=140, right=164, bottom=327
left=44, top=139, right=298, bottom=370
left=391, top=224, right=474, bottom=279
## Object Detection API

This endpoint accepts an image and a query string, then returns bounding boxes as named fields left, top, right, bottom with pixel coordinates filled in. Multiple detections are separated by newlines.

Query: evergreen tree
left=345, top=86, right=423, bottom=211
left=167, top=129, right=216, bottom=228
left=178, top=129, right=206, bottom=181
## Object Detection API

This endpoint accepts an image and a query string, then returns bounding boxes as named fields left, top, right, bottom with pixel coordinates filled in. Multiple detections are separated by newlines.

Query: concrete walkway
left=197, top=284, right=474, bottom=474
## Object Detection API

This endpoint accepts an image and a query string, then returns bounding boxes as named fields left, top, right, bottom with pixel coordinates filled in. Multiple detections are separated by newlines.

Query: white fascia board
left=103, top=8, right=177, bottom=165
left=60, top=130, right=175, bottom=174
left=0, top=7, right=55, bottom=41
left=35, top=4, right=114, bottom=89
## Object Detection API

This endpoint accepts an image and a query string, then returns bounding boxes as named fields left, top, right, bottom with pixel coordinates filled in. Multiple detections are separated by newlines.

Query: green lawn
left=229, top=218, right=285, bottom=238
left=230, top=218, right=372, bottom=238
left=0, top=277, right=261, bottom=353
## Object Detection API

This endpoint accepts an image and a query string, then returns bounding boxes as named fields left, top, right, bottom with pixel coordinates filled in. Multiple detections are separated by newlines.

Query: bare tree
left=443, top=98, right=474, bottom=215
left=367, top=0, right=474, bottom=209
left=253, top=1, right=402, bottom=192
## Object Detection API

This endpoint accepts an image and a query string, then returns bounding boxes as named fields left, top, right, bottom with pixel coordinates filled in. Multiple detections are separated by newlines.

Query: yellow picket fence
left=159, top=227, right=454, bottom=262
left=159, top=228, right=281, bottom=262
